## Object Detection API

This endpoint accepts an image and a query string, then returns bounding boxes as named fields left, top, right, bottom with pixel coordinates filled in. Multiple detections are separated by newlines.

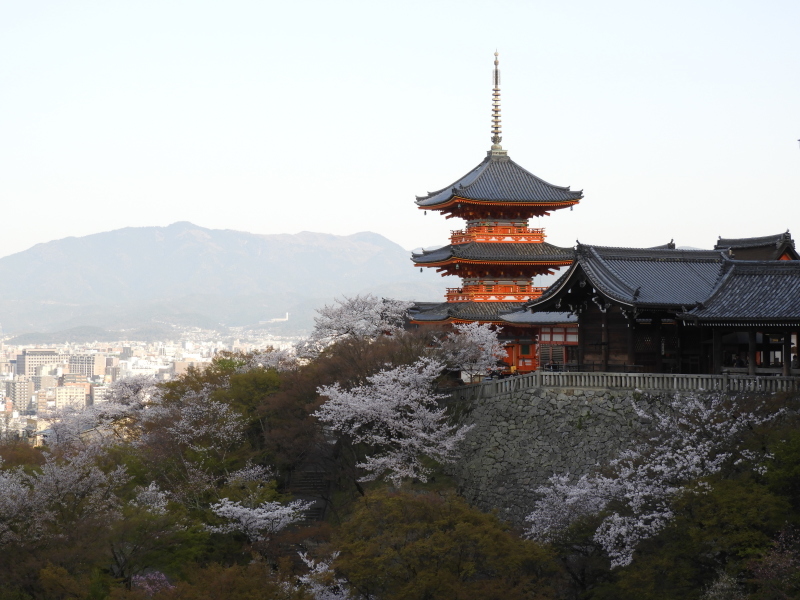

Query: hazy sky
left=1, top=0, right=798, bottom=264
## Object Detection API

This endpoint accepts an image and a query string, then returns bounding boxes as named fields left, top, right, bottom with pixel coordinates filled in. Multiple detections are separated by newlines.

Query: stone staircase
left=287, top=469, right=330, bottom=524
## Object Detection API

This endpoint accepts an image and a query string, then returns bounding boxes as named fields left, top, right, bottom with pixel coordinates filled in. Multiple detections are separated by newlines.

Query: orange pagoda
left=409, top=53, right=582, bottom=372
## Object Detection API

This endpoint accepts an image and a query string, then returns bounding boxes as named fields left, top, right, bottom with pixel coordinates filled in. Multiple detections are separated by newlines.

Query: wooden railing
left=444, top=286, right=547, bottom=302
left=450, top=226, right=546, bottom=244
left=441, top=371, right=800, bottom=403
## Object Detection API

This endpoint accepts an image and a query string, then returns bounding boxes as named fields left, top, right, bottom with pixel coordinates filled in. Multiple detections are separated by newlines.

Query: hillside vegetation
left=2, top=303, right=799, bottom=599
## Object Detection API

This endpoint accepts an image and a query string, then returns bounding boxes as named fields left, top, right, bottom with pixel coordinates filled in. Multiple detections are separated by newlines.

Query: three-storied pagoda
left=409, top=53, right=582, bottom=372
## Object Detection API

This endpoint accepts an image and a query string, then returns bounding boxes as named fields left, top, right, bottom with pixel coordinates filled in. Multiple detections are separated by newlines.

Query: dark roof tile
left=681, top=259, right=800, bottom=321
left=715, top=231, right=794, bottom=250
left=416, top=153, right=582, bottom=207
left=412, top=242, right=574, bottom=264
left=410, top=301, right=525, bottom=322
left=500, top=310, right=577, bottom=324
left=527, top=245, right=726, bottom=310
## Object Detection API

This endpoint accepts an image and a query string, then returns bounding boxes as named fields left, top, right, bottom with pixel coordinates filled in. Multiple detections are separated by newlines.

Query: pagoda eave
left=418, top=196, right=579, bottom=213
left=410, top=316, right=509, bottom=326
left=415, top=259, right=572, bottom=269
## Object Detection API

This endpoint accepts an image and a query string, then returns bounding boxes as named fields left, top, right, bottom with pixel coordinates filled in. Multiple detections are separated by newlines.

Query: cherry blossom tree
left=315, top=357, right=472, bottom=485
left=526, top=393, right=781, bottom=567
left=0, top=458, right=33, bottom=547
left=437, top=322, right=507, bottom=381
left=238, top=347, right=298, bottom=372
left=208, top=497, right=312, bottom=542
left=298, top=294, right=413, bottom=357
left=138, top=385, right=248, bottom=505
left=40, top=374, right=161, bottom=449
left=293, top=552, right=355, bottom=600
left=0, top=448, right=129, bottom=548
left=131, top=482, right=170, bottom=515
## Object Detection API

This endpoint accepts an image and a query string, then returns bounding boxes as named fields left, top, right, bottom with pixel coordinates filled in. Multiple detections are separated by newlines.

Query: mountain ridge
left=0, top=222, right=454, bottom=335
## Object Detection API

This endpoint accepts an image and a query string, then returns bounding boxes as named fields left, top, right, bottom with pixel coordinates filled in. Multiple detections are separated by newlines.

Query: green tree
left=333, top=488, right=560, bottom=600
left=592, top=477, right=790, bottom=600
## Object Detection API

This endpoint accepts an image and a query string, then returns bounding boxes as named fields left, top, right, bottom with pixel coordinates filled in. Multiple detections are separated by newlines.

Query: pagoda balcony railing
left=445, top=286, right=547, bottom=302
left=450, top=226, right=546, bottom=244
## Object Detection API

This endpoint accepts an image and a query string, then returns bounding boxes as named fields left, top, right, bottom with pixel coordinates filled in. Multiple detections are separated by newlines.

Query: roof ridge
left=715, top=231, right=795, bottom=249
left=582, top=246, right=638, bottom=301
left=415, top=157, right=489, bottom=201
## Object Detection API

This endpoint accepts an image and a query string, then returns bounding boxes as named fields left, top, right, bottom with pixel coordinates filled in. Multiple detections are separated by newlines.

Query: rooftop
left=527, top=244, right=726, bottom=310
left=415, top=153, right=583, bottom=209
left=714, top=231, right=798, bottom=261
left=681, top=258, right=800, bottom=324
left=409, top=301, right=526, bottom=323
left=412, top=241, right=574, bottom=265
left=499, top=310, right=577, bottom=325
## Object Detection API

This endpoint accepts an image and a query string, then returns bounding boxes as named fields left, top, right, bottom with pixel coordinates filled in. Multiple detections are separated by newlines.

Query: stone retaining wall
left=450, top=386, right=655, bottom=527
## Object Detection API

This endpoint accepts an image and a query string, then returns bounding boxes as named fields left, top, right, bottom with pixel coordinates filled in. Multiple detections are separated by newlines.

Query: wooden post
left=577, top=311, right=585, bottom=369
left=627, top=321, right=635, bottom=370
left=762, top=333, right=771, bottom=367
left=784, top=332, right=792, bottom=376
left=748, top=329, right=757, bottom=376
left=712, top=328, right=722, bottom=374
left=601, top=310, right=609, bottom=371
left=654, top=318, right=664, bottom=373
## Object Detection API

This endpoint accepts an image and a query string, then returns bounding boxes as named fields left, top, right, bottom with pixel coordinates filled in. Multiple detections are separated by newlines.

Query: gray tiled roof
left=416, top=153, right=582, bottom=207
left=412, top=242, right=574, bottom=264
left=500, top=310, right=577, bottom=325
left=527, top=245, right=726, bottom=310
left=409, top=301, right=525, bottom=322
left=715, top=231, right=794, bottom=250
left=714, top=231, right=798, bottom=261
left=681, top=259, right=800, bottom=322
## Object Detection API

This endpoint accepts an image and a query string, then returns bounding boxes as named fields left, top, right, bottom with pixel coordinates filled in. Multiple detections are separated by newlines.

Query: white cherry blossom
left=315, top=357, right=471, bottom=484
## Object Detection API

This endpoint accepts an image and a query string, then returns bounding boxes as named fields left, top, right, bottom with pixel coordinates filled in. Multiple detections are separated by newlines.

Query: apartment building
left=16, top=349, right=60, bottom=377
left=4, top=378, right=35, bottom=412
left=54, top=386, right=87, bottom=410
left=68, top=354, right=107, bottom=378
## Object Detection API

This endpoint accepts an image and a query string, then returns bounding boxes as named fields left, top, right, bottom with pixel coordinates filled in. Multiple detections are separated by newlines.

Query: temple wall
left=450, top=386, right=665, bottom=527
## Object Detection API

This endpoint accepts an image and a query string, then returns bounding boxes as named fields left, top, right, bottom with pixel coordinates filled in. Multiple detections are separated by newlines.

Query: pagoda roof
left=412, top=241, right=574, bottom=265
left=714, top=231, right=798, bottom=260
left=526, top=244, right=726, bottom=311
left=679, top=258, right=800, bottom=325
left=415, top=152, right=583, bottom=208
left=499, top=310, right=577, bottom=325
left=409, top=301, right=525, bottom=323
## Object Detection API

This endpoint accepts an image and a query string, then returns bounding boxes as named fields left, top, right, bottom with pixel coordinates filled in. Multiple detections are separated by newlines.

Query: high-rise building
left=5, top=378, right=35, bottom=412
left=16, top=349, right=60, bottom=377
left=68, top=354, right=107, bottom=378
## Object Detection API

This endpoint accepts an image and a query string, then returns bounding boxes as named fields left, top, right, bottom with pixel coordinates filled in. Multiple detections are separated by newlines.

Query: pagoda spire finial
left=491, top=51, right=503, bottom=151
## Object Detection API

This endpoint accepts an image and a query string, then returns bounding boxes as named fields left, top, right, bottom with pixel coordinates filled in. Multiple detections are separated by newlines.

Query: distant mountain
left=0, top=222, right=454, bottom=335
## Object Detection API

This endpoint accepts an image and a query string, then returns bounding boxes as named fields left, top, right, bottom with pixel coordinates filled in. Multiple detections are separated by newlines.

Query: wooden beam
left=784, top=332, right=792, bottom=376
left=601, top=310, right=609, bottom=371
left=655, top=318, right=664, bottom=373
left=748, top=329, right=757, bottom=376
left=627, top=317, right=635, bottom=367
left=712, top=328, right=722, bottom=375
